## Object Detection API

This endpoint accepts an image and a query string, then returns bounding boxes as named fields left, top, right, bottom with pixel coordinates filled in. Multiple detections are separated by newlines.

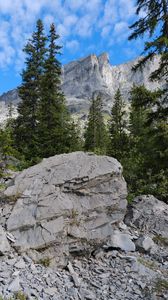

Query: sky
left=0, top=0, right=145, bottom=95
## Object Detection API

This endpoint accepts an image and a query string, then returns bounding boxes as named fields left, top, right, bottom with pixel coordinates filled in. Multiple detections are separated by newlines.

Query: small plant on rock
left=38, top=257, right=51, bottom=267
left=153, top=278, right=168, bottom=294
left=7, top=191, right=22, bottom=202
left=15, top=291, right=27, bottom=300
left=0, top=183, right=6, bottom=191
left=153, top=235, right=168, bottom=247
left=70, top=209, right=80, bottom=226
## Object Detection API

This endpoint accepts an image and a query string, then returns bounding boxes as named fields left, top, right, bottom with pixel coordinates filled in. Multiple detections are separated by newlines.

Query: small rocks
left=0, top=242, right=167, bottom=300
left=7, top=276, right=20, bottom=292
left=109, top=230, right=136, bottom=252
left=67, top=261, right=81, bottom=288
left=6, top=232, right=16, bottom=243
left=45, top=287, right=58, bottom=296
left=15, top=258, right=26, bottom=269
left=136, top=235, right=155, bottom=253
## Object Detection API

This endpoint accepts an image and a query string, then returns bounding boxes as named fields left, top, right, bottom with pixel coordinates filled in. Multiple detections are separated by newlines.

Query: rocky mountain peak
left=98, top=52, right=109, bottom=65
left=0, top=53, right=164, bottom=122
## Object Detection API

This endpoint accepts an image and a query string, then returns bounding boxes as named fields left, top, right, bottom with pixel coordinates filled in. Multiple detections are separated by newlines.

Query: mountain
left=62, top=53, right=162, bottom=112
left=0, top=53, right=163, bottom=123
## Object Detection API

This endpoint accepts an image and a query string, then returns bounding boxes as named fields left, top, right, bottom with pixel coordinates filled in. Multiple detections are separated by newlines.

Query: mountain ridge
left=0, top=53, right=164, bottom=122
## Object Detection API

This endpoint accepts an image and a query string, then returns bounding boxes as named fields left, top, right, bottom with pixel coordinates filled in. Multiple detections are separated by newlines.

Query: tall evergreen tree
left=108, top=89, right=128, bottom=160
left=84, top=95, right=108, bottom=154
left=0, top=123, right=19, bottom=173
left=128, top=2, right=168, bottom=201
left=14, top=19, right=46, bottom=161
left=38, top=24, right=80, bottom=158
left=124, top=85, right=168, bottom=202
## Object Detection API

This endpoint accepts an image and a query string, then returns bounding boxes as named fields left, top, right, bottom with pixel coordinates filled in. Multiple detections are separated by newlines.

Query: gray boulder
left=135, top=235, right=155, bottom=253
left=125, top=195, right=168, bottom=238
left=108, top=230, right=135, bottom=252
left=4, top=152, right=127, bottom=263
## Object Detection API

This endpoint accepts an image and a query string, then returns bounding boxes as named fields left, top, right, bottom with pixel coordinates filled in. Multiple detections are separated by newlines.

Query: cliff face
left=62, top=53, right=161, bottom=112
left=0, top=53, right=163, bottom=122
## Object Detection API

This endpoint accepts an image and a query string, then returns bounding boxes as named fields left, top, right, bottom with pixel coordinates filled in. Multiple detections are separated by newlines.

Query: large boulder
left=125, top=195, right=168, bottom=238
left=4, top=152, right=127, bottom=263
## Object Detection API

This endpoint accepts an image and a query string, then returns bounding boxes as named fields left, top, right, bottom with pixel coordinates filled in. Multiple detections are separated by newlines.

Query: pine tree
left=7, top=102, right=14, bottom=119
left=128, top=2, right=168, bottom=201
left=38, top=24, right=80, bottom=158
left=108, top=89, right=128, bottom=160
left=124, top=85, right=168, bottom=202
left=0, top=124, right=17, bottom=173
left=84, top=95, right=108, bottom=154
left=14, top=19, right=46, bottom=162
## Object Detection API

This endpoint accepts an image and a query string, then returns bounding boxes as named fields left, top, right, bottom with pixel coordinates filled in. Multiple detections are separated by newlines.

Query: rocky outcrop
left=4, top=152, right=127, bottom=263
left=62, top=53, right=162, bottom=112
left=125, top=195, right=168, bottom=238
left=0, top=53, right=164, bottom=123
left=0, top=154, right=168, bottom=299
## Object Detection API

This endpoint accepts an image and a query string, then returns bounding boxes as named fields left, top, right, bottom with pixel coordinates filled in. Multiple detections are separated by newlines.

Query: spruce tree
left=128, top=2, right=168, bottom=201
left=14, top=19, right=46, bottom=162
left=0, top=124, right=18, bottom=172
left=38, top=24, right=80, bottom=158
left=124, top=85, right=168, bottom=202
left=108, top=89, right=128, bottom=160
left=84, top=95, right=108, bottom=154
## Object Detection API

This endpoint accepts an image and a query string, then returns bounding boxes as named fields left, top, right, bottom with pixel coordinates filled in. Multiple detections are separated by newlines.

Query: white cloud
left=66, top=40, right=79, bottom=52
left=0, top=21, right=15, bottom=68
left=65, top=0, right=84, bottom=11
left=118, top=0, right=136, bottom=20
left=100, top=0, right=119, bottom=27
left=101, top=25, right=111, bottom=38
left=100, top=0, right=135, bottom=39
left=0, top=0, right=137, bottom=72
left=114, top=21, right=128, bottom=36
left=43, top=14, right=55, bottom=28
left=75, top=15, right=93, bottom=37
left=57, top=23, right=69, bottom=37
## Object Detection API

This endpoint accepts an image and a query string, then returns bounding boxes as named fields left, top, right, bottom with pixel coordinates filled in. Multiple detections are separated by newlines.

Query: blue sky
left=0, top=0, right=144, bottom=95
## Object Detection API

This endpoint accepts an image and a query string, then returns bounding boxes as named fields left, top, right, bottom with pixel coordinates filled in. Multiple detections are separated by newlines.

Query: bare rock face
left=4, top=152, right=127, bottom=263
left=125, top=195, right=168, bottom=238
left=62, top=53, right=162, bottom=113
left=0, top=53, right=164, bottom=123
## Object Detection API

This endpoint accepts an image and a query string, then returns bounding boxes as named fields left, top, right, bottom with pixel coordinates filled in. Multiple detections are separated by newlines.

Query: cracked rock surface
left=3, top=152, right=127, bottom=264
